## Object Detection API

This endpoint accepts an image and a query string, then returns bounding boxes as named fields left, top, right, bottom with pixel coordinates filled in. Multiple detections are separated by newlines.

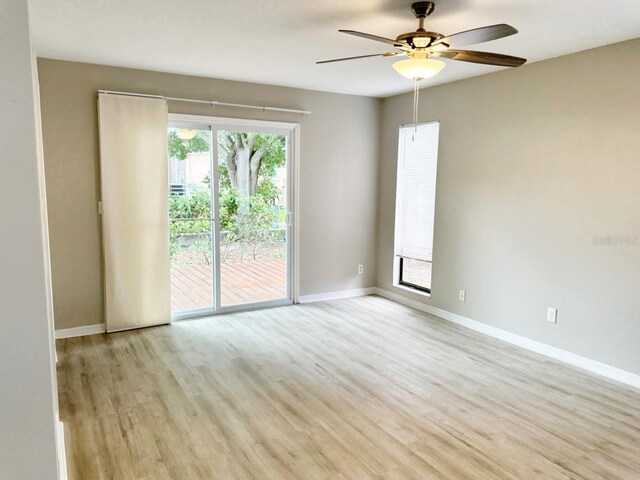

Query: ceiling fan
left=317, top=1, right=527, bottom=79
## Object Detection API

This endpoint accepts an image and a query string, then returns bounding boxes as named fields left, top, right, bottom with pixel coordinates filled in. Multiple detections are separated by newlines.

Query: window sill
left=393, top=283, right=431, bottom=298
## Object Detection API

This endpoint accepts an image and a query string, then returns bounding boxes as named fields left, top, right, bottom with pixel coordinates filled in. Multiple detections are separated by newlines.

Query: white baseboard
left=56, top=416, right=68, bottom=480
left=373, top=288, right=640, bottom=390
left=55, top=323, right=106, bottom=339
left=51, top=289, right=640, bottom=390
left=55, top=289, right=377, bottom=337
left=298, top=287, right=376, bottom=304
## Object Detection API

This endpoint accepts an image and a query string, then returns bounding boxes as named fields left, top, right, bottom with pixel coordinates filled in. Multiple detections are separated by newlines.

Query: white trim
left=172, top=306, right=214, bottom=322
left=56, top=417, right=68, bottom=480
left=55, top=323, right=106, bottom=339
left=291, top=124, right=301, bottom=303
left=173, top=299, right=293, bottom=321
left=373, top=288, right=640, bottom=390
left=167, top=113, right=300, bottom=318
left=392, top=281, right=431, bottom=297
left=211, top=124, right=221, bottom=311
left=52, top=287, right=640, bottom=390
left=169, top=113, right=299, bottom=132
left=298, top=287, right=376, bottom=304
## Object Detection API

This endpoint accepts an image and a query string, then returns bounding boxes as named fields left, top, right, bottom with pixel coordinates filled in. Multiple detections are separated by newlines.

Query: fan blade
left=433, top=24, right=517, bottom=48
left=316, top=52, right=401, bottom=64
left=434, top=49, right=526, bottom=67
left=339, top=30, right=406, bottom=47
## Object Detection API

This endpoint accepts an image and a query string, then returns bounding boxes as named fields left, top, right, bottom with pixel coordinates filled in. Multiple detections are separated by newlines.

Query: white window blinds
left=394, top=122, right=440, bottom=262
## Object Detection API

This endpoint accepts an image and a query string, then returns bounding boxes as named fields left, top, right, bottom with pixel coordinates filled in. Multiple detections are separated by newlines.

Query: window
left=394, top=122, right=439, bottom=294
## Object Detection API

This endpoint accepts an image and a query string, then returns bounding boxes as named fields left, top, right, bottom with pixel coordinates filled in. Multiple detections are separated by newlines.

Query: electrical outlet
left=358, top=264, right=364, bottom=275
left=458, top=290, right=466, bottom=302
left=547, top=307, right=557, bottom=323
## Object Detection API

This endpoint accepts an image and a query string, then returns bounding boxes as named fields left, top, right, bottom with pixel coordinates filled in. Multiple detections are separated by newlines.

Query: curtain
left=394, top=122, right=440, bottom=262
left=98, top=93, right=170, bottom=332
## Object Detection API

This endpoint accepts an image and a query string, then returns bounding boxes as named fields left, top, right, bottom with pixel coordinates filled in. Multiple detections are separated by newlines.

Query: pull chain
left=412, top=78, right=421, bottom=141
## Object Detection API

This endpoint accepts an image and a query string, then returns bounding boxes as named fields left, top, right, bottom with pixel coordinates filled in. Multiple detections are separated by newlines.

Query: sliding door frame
left=169, top=114, right=300, bottom=320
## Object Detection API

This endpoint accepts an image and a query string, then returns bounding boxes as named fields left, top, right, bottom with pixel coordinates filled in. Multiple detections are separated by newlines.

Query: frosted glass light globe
left=393, top=58, right=445, bottom=80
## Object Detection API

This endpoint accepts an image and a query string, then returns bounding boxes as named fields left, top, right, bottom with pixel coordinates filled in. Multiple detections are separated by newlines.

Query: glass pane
left=217, top=130, right=287, bottom=306
left=401, top=258, right=432, bottom=291
left=168, top=127, right=213, bottom=312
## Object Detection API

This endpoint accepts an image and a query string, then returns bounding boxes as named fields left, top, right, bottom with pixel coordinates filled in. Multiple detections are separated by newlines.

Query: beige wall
left=39, top=39, right=640, bottom=375
left=376, top=38, right=640, bottom=375
left=38, top=59, right=381, bottom=330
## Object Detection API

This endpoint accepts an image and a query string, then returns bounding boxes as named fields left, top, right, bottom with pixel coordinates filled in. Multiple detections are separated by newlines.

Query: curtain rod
left=97, top=90, right=312, bottom=115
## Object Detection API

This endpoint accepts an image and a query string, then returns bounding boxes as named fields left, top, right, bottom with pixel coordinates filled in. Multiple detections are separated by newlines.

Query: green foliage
left=169, top=190, right=211, bottom=258
left=169, top=189, right=210, bottom=220
left=169, top=187, right=279, bottom=260
left=224, top=192, right=278, bottom=260
left=169, top=132, right=286, bottom=260
left=168, top=129, right=210, bottom=160
left=255, top=135, right=285, bottom=177
left=219, top=187, right=238, bottom=231
left=217, top=132, right=285, bottom=194
left=254, top=136, right=284, bottom=207
left=255, top=178, right=280, bottom=205
left=219, top=187, right=277, bottom=239
left=218, top=162, right=232, bottom=191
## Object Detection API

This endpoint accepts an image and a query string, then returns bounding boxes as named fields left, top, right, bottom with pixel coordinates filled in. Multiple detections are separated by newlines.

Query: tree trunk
left=249, top=148, right=266, bottom=195
left=224, top=151, right=237, bottom=187
left=235, top=147, right=251, bottom=216
left=219, top=132, right=274, bottom=223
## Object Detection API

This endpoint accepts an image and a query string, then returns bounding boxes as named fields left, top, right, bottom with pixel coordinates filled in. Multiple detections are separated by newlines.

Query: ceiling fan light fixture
left=176, top=128, right=197, bottom=140
left=412, top=36, right=432, bottom=48
left=392, top=58, right=445, bottom=80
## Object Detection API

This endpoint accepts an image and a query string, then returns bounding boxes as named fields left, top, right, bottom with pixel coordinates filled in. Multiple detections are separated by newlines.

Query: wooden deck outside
left=170, top=259, right=286, bottom=311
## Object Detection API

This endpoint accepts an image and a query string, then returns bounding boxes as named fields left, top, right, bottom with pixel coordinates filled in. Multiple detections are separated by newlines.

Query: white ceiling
left=29, top=0, right=640, bottom=97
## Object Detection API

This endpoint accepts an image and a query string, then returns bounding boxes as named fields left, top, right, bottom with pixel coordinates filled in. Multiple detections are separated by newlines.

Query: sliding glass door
left=168, top=117, right=295, bottom=318
left=216, top=129, right=289, bottom=306
left=168, top=126, right=214, bottom=314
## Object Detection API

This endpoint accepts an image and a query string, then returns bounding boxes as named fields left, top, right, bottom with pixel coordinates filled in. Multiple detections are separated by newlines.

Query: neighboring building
left=169, top=152, right=210, bottom=195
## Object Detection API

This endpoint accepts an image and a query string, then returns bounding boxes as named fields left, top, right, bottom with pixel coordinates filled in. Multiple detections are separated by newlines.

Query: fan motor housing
left=411, top=2, right=435, bottom=18
left=402, top=2, right=440, bottom=48
left=396, top=31, right=443, bottom=48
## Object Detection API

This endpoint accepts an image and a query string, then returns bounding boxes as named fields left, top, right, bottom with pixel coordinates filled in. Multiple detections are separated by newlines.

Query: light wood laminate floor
left=56, top=295, right=640, bottom=480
